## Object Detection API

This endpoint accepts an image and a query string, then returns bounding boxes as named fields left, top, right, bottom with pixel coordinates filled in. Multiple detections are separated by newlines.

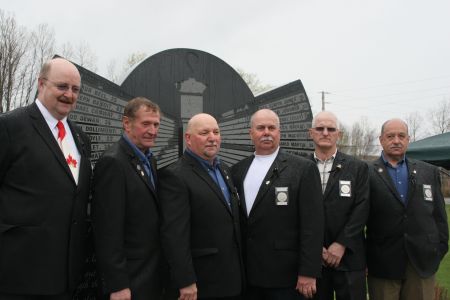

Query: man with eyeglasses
left=366, top=119, right=448, bottom=300
left=232, top=109, right=324, bottom=299
left=0, top=58, right=92, bottom=299
left=308, top=111, right=369, bottom=300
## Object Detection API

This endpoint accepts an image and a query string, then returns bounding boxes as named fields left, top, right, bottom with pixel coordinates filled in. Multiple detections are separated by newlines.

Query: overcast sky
left=3, top=0, right=450, bottom=136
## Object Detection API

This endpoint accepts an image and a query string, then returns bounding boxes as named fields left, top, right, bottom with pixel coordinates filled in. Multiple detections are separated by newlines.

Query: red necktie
left=57, top=121, right=66, bottom=141
left=56, top=120, right=79, bottom=184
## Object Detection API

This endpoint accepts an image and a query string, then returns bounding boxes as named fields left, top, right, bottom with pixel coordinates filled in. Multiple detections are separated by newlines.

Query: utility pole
left=319, top=91, right=330, bottom=111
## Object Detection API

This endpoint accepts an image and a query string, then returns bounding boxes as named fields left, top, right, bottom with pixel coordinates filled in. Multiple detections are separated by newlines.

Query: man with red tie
left=0, top=58, right=92, bottom=299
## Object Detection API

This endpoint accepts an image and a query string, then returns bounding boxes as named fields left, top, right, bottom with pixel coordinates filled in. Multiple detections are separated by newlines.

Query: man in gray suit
left=367, top=118, right=448, bottom=300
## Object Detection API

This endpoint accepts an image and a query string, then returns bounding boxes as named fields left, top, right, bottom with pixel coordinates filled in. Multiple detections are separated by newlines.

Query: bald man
left=0, top=58, right=92, bottom=299
left=367, top=119, right=448, bottom=300
left=158, top=113, right=243, bottom=299
left=308, top=111, right=369, bottom=300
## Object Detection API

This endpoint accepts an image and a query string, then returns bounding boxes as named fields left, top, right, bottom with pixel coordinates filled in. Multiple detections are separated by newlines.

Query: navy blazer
left=232, top=149, right=324, bottom=288
left=0, top=103, right=92, bottom=294
left=92, top=137, right=164, bottom=299
left=367, top=157, right=448, bottom=279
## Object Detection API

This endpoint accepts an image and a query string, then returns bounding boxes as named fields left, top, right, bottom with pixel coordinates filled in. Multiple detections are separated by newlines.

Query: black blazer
left=232, top=150, right=324, bottom=288
left=309, top=151, right=369, bottom=271
left=367, top=157, right=449, bottom=279
left=92, top=138, right=164, bottom=299
left=158, top=152, right=243, bottom=298
left=0, top=103, right=92, bottom=294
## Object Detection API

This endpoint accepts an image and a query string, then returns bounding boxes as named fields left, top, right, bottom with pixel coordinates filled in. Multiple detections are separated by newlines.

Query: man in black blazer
left=232, top=109, right=324, bottom=299
left=0, top=58, right=92, bottom=299
left=367, top=118, right=448, bottom=300
left=308, top=111, right=369, bottom=300
left=92, top=97, right=164, bottom=300
left=158, top=113, right=243, bottom=300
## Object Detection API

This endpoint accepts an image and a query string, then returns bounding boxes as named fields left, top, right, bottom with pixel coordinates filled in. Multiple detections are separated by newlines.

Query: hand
left=321, top=247, right=329, bottom=265
left=296, top=276, right=316, bottom=298
left=179, top=283, right=197, bottom=300
left=324, top=242, right=346, bottom=268
left=110, top=288, right=131, bottom=300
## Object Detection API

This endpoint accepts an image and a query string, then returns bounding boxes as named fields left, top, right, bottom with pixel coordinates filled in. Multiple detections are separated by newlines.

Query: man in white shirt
left=232, top=109, right=324, bottom=299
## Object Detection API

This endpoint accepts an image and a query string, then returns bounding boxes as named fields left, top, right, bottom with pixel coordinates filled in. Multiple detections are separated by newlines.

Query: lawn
left=436, top=205, right=450, bottom=292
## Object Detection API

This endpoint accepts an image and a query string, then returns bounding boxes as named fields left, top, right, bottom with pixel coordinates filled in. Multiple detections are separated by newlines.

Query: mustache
left=58, top=96, right=73, bottom=104
left=260, top=136, right=274, bottom=142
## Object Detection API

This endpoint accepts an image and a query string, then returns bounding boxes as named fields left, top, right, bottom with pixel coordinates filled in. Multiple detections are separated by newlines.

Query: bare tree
left=106, top=51, right=147, bottom=84
left=106, top=58, right=119, bottom=83
left=14, top=23, right=55, bottom=108
left=236, top=67, right=273, bottom=95
left=340, top=118, right=378, bottom=160
left=0, top=10, right=28, bottom=112
left=121, top=51, right=146, bottom=76
left=59, top=41, right=98, bottom=72
left=336, top=122, right=351, bottom=154
left=428, top=98, right=450, bottom=135
left=404, top=111, right=423, bottom=142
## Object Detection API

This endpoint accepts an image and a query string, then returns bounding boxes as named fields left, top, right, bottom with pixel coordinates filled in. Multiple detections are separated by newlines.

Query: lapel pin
left=413, top=170, right=417, bottom=174
left=266, top=180, right=270, bottom=185
left=140, top=171, right=145, bottom=177
left=378, top=168, right=383, bottom=173
left=336, top=164, right=342, bottom=170
left=136, top=165, right=141, bottom=171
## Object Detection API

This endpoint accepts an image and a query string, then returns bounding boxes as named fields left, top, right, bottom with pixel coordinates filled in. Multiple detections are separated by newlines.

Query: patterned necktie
left=56, top=121, right=79, bottom=184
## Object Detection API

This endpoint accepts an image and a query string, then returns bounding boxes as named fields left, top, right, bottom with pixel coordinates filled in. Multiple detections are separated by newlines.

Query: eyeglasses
left=42, top=78, right=81, bottom=94
left=313, top=127, right=337, bottom=132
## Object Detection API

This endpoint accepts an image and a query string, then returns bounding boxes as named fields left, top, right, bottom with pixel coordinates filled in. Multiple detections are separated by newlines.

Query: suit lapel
left=235, top=156, right=254, bottom=217
left=120, top=139, right=157, bottom=197
left=250, top=152, right=288, bottom=215
left=406, top=159, right=417, bottom=203
left=323, top=152, right=345, bottom=199
left=373, top=158, right=404, bottom=205
left=186, top=154, right=232, bottom=213
left=28, top=103, right=75, bottom=183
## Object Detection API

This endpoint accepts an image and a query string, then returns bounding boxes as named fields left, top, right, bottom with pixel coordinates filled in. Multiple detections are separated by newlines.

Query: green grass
left=436, top=205, right=450, bottom=292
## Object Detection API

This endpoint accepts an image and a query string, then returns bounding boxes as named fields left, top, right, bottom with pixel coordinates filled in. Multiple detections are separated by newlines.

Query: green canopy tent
left=407, top=132, right=450, bottom=169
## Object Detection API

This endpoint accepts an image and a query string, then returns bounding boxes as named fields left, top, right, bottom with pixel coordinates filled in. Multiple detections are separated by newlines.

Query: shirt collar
left=35, top=98, right=68, bottom=129
left=185, top=148, right=220, bottom=169
left=381, top=151, right=406, bottom=167
left=314, top=149, right=337, bottom=163
left=123, top=133, right=153, bottom=164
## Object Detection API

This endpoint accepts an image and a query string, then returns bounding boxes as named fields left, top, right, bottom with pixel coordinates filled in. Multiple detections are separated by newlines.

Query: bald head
left=250, top=109, right=280, bottom=128
left=381, top=118, right=408, bottom=135
left=312, top=111, right=339, bottom=129
left=185, top=113, right=221, bottom=162
left=309, top=111, right=341, bottom=158
left=37, top=58, right=81, bottom=120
